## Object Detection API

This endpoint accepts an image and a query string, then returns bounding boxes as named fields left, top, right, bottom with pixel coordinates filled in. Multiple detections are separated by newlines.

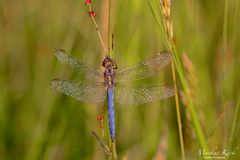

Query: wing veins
left=55, top=49, right=103, bottom=82
left=51, top=78, right=106, bottom=103
left=115, top=51, right=171, bottom=82
left=115, top=84, right=175, bottom=105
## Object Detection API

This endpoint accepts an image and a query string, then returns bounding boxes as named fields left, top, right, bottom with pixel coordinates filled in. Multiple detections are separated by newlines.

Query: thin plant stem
left=231, top=0, right=239, bottom=50
left=229, top=97, right=240, bottom=149
left=146, top=0, right=209, bottom=153
left=88, top=4, right=108, bottom=56
left=108, top=0, right=115, bottom=58
left=92, top=131, right=112, bottom=156
left=108, top=0, right=118, bottom=159
left=171, top=60, right=185, bottom=160
left=222, top=0, right=228, bottom=88
left=98, top=109, right=105, bottom=139
left=159, top=0, right=185, bottom=159
left=170, top=36, right=209, bottom=152
left=100, top=119, right=105, bottom=138
left=112, top=140, right=118, bottom=160
left=222, top=0, right=229, bottom=146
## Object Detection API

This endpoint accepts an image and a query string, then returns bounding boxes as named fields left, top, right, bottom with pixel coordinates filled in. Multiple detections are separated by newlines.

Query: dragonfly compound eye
left=102, top=57, right=111, bottom=68
left=102, top=57, right=117, bottom=69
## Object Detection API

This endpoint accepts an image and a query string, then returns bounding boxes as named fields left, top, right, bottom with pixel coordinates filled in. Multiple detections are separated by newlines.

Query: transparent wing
left=115, top=84, right=175, bottom=105
left=115, top=51, right=171, bottom=82
left=51, top=78, right=106, bottom=103
left=55, top=49, right=103, bottom=82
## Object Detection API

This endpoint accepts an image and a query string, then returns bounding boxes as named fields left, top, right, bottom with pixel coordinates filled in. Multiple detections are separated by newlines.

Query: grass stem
left=92, top=131, right=112, bottom=156
left=108, top=0, right=116, bottom=57
left=108, top=0, right=118, bottom=158
left=112, top=140, right=118, bottom=160
left=171, top=61, right=185, bottom=160
left=88, top=4, right=108, bottom=56
left=229, top=97, right=240, bottom=149
left=159, top=0, right=185, bottom=159
left=147, top=0, right=209, bottom=154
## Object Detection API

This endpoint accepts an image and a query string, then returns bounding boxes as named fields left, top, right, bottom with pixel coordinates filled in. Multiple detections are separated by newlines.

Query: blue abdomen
left=107, top=87, right=115, bottom=142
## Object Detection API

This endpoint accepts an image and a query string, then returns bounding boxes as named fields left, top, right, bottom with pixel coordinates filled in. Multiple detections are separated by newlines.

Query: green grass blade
left=146, top=0, right=209, bottom=153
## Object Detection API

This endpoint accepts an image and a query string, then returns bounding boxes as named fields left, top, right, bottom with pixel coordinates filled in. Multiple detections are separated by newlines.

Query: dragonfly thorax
left=102, top=57, right=117, bottom=87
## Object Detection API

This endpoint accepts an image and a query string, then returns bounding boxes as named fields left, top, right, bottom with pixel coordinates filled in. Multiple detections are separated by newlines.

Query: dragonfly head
left=102, top=57, right=118, bottom=69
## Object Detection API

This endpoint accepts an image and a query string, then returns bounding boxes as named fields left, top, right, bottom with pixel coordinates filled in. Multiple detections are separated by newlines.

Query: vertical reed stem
left=108, top=0, right=115, bottom=58
left=88, top=4, right=108, bottom=56
left=160, top=0, right=185, bottom=159
left=108, top=0, right=117, bottom=159
left=112, top=140, right=118, bottom=160
left=229, top=97, right=240, bottom=149
left=146, top=0, right=209, bottom=154
left=171, top=61, right=185, bottom=160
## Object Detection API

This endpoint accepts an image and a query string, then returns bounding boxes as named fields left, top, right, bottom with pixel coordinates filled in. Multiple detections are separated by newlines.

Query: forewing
left=51, top=78, right=106, bottom=103
left=115, top=84, right=175, bottom=105
left=115, top=51, right=171, bottom=82
left=55, top=49, right=103, bottom=82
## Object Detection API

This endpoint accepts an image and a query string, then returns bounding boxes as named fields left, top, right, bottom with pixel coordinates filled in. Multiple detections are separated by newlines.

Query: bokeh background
left=0, top=0, right=240, bottom=159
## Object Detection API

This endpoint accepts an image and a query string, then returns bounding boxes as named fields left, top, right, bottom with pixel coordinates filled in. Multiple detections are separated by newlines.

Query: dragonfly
left=51, top=49, right=175, bottom=142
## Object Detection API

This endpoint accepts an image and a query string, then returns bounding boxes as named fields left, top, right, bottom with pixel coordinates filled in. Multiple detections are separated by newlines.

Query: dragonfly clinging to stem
left=51, top=49, right=175, bottom=142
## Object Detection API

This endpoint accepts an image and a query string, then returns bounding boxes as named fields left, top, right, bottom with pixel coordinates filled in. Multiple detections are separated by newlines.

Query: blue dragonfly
left=51, top=49, right=175, bottom=142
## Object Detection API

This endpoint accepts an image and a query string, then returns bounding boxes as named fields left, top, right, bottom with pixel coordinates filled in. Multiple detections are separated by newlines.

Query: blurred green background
left=0, top=0, right=240, bottom=159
